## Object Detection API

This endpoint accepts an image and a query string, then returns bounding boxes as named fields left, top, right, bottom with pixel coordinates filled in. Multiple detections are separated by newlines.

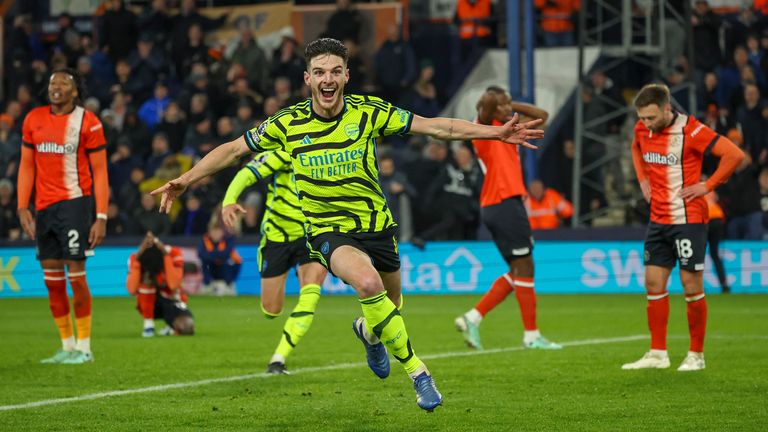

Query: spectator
left=692, top=0, right=722, bottom=74
left=229, top=28, right=270, bottom=95
left=172, top=195, right=211, bottom=236
left=145, top=132, right=173, bottom=178
left=170, top=0, right=228, bottom=72
left=173, top=23, right=209, bottom=80
left=0, top=114, right=21, bottom=181
left=106, top=202, right=133, bottom=236
left=718, top=46, right=760, bottom=110
left=198, top=225, right=242, bottom=295
left=138, top=82, right=171, bottom=130
left=137, top=0, right=172, bottom=47
left=720, top=153, right=764, bottom=240
left=134, top=193, right=171, bottom=235
left=524, top=179, right=574, bottom=230
left=271, top=76, right=299, bottom=107
left=232, top=103, right=255, bottom=135
left=127, top=232, right=194, bottom=337
left=108, top=139, right=143, bottom=194
left=736, top=83, right=768, bottom=163
left=240, top=191, right=264, bottom=235
left=111, top=59, right=149, bottom=103
left=119, top=110, right=152, bottom=157
left=0, top=179, right=21, bottom=241
left=342, top=39, right=368, bottom=94
left=80, top=34, right=114, bottom=85
left=271, top=36, right=305, bottom=92
left=183, top=117, right=216, bottom=157
left=457, top=0, right=493, bottom=59
left=100, top=0, right=137, bottom=61
left=413, top=144, right=483, bottom=245
left=128, top=35, right=168, bottom=99
left=704, top=187, right=729, bottom=293
left=379, top=154, right=415, bottom=229
left=155, top=101, right=187, bottom=153
left=119, top=167, right=145, bottom=213
left=535, top=0, right=579, bottom=47
left=375, top=23, right=417, bottom=105
left=404, top=139, right=449, bottom=234
left=324, top=0, right=364, bottom=44
left=404, top=60, right=441, bottom=118
left=77, top=56, right=110, bottom=106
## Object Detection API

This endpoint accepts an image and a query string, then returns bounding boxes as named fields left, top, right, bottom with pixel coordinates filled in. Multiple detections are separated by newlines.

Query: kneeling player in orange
left=127, top=232, right=194, bottom=337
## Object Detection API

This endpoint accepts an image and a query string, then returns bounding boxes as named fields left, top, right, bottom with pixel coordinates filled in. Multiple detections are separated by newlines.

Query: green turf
left=1, top=294, right=766, bottom=431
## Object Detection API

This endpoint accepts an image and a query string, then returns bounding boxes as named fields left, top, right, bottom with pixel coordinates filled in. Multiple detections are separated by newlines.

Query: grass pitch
left=1, top=294, right=766, bottom=431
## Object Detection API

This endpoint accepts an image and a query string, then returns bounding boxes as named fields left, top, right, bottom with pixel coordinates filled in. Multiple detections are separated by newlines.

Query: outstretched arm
left=409, top=114, right=544, bottom=148
left=151, top=136, right=252, bottom=213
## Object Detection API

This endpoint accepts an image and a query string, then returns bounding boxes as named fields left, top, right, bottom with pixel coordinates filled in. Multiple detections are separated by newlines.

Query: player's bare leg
left=623, top=265, right=672, bottom=370
left=678, top=269, right=707, bottom=371
left=260, top=273, right=288, bottom=319
left=267, top=263, right=325, bottom=374
left=333, top=246, right=441, bottom=411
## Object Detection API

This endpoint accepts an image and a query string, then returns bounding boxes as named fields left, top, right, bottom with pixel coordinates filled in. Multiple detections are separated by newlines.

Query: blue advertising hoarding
left=1, top=241, right=766, bottom=298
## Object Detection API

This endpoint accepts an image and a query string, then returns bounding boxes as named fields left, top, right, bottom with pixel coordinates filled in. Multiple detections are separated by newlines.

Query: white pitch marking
left=0, top=335, right=646, bottom=412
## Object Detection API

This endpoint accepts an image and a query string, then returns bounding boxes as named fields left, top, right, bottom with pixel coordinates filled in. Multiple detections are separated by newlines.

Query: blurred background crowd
left=1, top=0, right=767, bottom=245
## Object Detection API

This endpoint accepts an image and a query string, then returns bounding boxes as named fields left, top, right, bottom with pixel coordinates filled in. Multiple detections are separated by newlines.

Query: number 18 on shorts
left=644, top=223, right=707, bottom=271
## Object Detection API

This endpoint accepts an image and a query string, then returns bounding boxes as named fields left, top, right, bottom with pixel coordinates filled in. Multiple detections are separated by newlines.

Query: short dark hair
left=304, top=38, right=348, bottom=68
left=485, top=85, right=507, bottom=94
left=633, top=83, right=670, bottom=109
left=49, top=67, right=87, bottom=105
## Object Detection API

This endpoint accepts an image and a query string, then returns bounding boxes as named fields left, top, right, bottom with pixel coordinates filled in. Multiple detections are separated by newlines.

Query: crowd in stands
left=2, top=0, right=768, bottom=243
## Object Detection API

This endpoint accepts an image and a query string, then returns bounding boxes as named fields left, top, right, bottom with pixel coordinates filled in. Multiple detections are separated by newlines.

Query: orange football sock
left=138, top=292, right=157, bottom=319
left=45, top=270, right=72, bottom=340
left=513, top=277, right=538, bottom=331
left=685, top=293, right=707, bottom=353
left=475, top=273, right=514, bottom=316
left=69, top=272, right=93, bottom=351
left=647, top=292, right=669, bottom=350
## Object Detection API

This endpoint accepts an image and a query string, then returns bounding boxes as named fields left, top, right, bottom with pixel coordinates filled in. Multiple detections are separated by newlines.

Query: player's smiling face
left=637, top=103, right=672, bottom=133
left=48, top=72, right=77, bottom=108
left=305, top=54, right=349, bottom=117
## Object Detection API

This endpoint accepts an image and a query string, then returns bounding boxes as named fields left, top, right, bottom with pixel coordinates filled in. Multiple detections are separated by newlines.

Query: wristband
left=96, top=213, right=108, bottom=220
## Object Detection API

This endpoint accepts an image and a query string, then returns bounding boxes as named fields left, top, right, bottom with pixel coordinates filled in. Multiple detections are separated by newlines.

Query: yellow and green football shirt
left=243, top=95, right=413, bottom=238
left=222, top=151, right=305, bottom=242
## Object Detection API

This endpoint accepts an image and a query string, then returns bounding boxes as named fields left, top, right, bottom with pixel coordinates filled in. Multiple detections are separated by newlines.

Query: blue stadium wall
left=1, top=241, right=766, bottom=298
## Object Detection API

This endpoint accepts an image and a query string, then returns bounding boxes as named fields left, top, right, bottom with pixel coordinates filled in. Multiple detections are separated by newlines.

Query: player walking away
left=454, top=86, right=561, bottom=351
left=126, top=232, right=195, bottom=337
left=623, top=84, right=743, bottom=371
left=152, top=38, right=544, bottom=411
left=17, top=68, right=109, bottom=364
left=221, top=150, right=327, bottom=375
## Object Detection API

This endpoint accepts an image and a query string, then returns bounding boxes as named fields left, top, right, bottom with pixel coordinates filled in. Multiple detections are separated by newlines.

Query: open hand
left=678, top=182, right=709, bottom=202
left=88, top=219, right=106, bottom=249
left=17, top=208, right=35, bottom=239
left=498, top=113, right=545, bottom=149
left=221, top=204, right=247, bottom=229
left=151, top=178, right=188, bottom=214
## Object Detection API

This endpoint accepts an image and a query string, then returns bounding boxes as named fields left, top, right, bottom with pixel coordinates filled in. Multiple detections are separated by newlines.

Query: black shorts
left=35, top=196, right=94, bottom=261
left=258, top=237, right=316, bottom=278
left=644, top=222, right=707, bottom=271
left=481, top=196, right=533, bottom=262
left=154, top=296, right=193, bottom=327
left=308, top=226, right=400, bottom=274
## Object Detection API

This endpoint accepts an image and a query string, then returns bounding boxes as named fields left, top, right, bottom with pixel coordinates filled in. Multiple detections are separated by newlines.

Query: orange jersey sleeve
left=631, top=123, right=648, bottom=184
left=126, top=254, right=141, bottom=295
left=704, top=137, right=745, bottom=191
left=163, top=247, right=184, bottom=291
